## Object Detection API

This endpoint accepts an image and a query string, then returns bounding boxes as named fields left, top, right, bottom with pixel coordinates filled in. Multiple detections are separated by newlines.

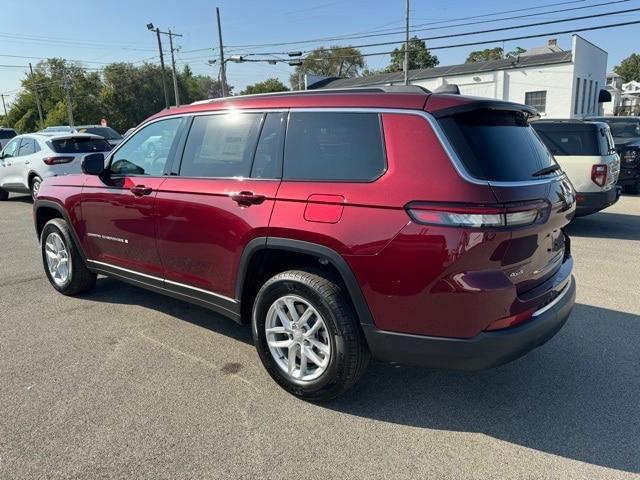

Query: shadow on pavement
left=327, top=303, right=640, bottom=474
left=7, top=194, right=32, bottom=203
left=80, top=277, right=253, bottom=346
left=567, top=211, right=640, bottom=241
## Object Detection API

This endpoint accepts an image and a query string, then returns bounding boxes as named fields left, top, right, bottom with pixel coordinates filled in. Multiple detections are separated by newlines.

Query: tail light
left=484, top=307, right=536, bottom=331
left=591, top=164, right=608, bottom=187
left=406, top=201, right=548, bottom=228
left=43, top=156, right=74, bottom=165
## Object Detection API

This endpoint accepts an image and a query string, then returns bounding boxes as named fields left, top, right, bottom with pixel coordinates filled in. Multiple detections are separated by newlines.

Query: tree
left=506, top=47, right=526, bottom=58
left=386, top=37, right=439, bottom=72
left=465, top=47, right=504, bottom=63
left=290, top=45, right=365, bottom=89
left=241, top=78, right=289, bottom=95
left=615, top=53, right=640, bottom=82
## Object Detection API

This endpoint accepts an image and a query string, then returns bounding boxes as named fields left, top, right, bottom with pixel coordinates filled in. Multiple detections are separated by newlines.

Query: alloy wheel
left=44, top=232, right=71, bottom=286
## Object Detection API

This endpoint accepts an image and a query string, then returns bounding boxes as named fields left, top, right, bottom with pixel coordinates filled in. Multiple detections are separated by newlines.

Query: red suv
left=34, top=87, right=576, bottom=400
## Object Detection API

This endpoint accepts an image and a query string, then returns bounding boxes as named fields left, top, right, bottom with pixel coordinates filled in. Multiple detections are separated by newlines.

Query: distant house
left=309, top=35, right=608, bottom=119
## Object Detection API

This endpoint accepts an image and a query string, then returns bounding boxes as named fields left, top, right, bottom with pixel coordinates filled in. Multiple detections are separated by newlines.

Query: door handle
left=130, top=185, right=153, bottom=196
left=24, top=160, right=30, bottom=165
left=231, top=191, right=266, bottom=206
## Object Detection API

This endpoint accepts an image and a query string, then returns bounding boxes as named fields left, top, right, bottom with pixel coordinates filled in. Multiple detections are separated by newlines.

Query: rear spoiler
left=429, top=98, right=539, bottom=120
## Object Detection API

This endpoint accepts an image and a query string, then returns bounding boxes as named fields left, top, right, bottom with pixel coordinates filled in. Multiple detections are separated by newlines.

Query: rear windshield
left=78, top=127, right=122, bottom=140
left=0, top=130, right=16, bottom=139
left=593, top=118, right=640, bottom=139
left=532, top=124, right=600, bottom=156
left=439, top=110, right=558, bottom=182
left=50, top=137, right=112, bottom=153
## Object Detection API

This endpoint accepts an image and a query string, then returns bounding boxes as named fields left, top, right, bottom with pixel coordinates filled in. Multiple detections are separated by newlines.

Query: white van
left=532, top=120, right=620, bottom=216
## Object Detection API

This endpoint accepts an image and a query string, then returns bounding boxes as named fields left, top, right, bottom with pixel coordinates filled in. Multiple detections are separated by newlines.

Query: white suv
left=532, top=120, right=621, bottom=216
left=0, top=132, right=112, bottom=200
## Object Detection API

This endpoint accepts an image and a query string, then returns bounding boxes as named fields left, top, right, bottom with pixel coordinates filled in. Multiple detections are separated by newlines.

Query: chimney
left=548, top=38, right=558, bottom=48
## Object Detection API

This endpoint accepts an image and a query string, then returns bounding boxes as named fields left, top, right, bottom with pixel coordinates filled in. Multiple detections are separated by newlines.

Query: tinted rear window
left=51, top=137, right=112, bottom=153
left=0, top=130, right=16, bottom=139
left=78, top=127, right=122, bottom=140
left=532, top=124, right=600, bottom=156
left=593, top=118, right=640, bottom=139
left=439, top=110, right=557, bottom=182
left=284, top=112, right=385, bottom=181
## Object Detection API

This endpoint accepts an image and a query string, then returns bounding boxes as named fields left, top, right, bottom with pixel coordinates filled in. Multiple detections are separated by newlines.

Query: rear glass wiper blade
left=532, top=164, right=562, bottom=177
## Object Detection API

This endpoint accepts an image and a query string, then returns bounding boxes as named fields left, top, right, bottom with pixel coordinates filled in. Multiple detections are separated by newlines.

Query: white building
left=310, top=35, right=608, bottom=119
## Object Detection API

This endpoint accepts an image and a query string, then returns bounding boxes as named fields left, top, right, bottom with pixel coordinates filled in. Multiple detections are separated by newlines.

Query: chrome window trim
left=119, top=106, right=564, bottom=188
left=86, top=259, right=237, bottom=304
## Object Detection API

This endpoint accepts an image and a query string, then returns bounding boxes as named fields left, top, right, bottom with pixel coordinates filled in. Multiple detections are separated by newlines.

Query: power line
left=223, top=0, right=592, bottom=48
left=272, top=5, right=640, bottom=54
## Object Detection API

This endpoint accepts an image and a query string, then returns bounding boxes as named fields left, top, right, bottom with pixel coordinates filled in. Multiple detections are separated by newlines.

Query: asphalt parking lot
left=1, top=194, right=639, bottom=479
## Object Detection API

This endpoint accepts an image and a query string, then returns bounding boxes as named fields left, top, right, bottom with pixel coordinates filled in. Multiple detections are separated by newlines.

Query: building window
left=524, top=91, right=547, bottom=113
left=593, top=81, right=599, bottom=114
left=587, top=80, right=593, bottom=113
left=574, top=77, right=581, bottom=115
left=581, top=78, right=587, bottom=114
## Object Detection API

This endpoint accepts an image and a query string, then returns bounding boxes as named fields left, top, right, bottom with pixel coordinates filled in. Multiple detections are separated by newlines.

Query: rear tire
left=0, top=188, right=8, bottom=201
left=30, top=175, right=42, bottom=199
left=252, top=270, right=370, bottom=401
left=41, top=218, right=97, bottom=295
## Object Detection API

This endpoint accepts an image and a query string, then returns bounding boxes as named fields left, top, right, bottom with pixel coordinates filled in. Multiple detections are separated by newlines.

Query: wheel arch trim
left=236, top=237, right=374, bottom=326
left=33, top=199, right=88, bottom=262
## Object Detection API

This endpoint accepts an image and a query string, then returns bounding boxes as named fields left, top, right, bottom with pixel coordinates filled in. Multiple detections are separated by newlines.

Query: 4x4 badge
left=509, top=269, right=524, bottom=278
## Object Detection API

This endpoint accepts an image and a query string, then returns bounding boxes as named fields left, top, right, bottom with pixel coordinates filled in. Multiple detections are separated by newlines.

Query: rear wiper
left=532, top=164, right=562, bottom=177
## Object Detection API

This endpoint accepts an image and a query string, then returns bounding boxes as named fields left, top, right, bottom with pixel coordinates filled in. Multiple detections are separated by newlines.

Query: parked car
left=586, top=116, right=640, bottom=194
left=33, top=87, right=576, bottom=400
left=532, top=119, right=620, bottom=216
left=0, top=127, right=17, bottom=149
left=0, top=132, right=112, bottom=199
left=75, top=125, right=123, bottom=147
left=39, top=126, right=75, bottom=134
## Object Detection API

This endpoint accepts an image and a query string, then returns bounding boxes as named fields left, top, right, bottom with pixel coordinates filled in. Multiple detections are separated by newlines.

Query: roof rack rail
left=190, top=85, right=431, bottom=105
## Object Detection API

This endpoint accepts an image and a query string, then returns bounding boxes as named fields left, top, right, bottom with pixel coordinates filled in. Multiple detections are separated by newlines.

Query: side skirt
left=86, top=260, right=242, bottom=323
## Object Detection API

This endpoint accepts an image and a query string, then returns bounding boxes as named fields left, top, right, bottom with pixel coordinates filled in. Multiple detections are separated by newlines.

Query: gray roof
left=310, top=51, right=573, bottom=89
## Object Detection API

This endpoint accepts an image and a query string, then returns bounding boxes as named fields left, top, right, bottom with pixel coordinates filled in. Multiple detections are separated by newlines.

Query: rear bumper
left=362, top=275, right=576, bottom=370
left=575, top=188, right=620, bottom=216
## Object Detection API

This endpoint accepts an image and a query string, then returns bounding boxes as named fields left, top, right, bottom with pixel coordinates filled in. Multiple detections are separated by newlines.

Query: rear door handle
left=130, top=185, right=153, bottom=196
left=231, top=191, right=266, bottom=206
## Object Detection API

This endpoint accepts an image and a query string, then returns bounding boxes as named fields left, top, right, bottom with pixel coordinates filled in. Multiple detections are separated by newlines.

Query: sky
left=2, top=0, right=640, bottom=110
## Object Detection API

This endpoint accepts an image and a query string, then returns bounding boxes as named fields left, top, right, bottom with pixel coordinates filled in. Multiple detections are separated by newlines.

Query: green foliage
left=4, top=59, right=230, bottom=133
left=465, top=47, right=504, bottom=63
left=241, top=78, right=289, bottom=95
left=386, top=37, right=439, bottom=72
left=614, top=53, right=640, bottom=82
left=465, top=46, right=526, bottom=63
left=290, top=45, right=365, bottom=89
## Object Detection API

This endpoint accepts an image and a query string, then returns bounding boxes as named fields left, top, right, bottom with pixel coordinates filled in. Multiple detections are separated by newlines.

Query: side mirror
left=81, top=153, right=106, bottom=175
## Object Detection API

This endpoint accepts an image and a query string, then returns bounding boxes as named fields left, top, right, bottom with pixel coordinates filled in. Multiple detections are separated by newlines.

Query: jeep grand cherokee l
left=33, top=87, right=576, bottom=401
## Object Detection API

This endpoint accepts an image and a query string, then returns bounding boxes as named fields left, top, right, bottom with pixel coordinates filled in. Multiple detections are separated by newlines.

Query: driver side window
left=110, top=117, right=182, bottom=176
left=2, top=138, right=21, bottom=159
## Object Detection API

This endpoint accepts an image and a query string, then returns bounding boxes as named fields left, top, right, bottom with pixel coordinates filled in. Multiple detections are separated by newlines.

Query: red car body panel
left=34, top=89, right=576, bottom=369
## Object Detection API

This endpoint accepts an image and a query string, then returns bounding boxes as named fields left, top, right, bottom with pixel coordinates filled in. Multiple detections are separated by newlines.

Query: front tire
left=0, top=188, right=8, bottom=201
left=41, top=218, right=97, bottom=295
left=252, top=270, right=370, bottom=401
left=30, top=176, right=42, bottom=199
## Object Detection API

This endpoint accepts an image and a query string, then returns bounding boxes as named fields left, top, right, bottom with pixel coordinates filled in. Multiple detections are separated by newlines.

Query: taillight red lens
left=43, top=156, right=74, bottom=165
left=484, top=307, right=536, bottom=331
left=406, top=202, right=546, bottom=228
left=591, top=164, right=608, bottom=187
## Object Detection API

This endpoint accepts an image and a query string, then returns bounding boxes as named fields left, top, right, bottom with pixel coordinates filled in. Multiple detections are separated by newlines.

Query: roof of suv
left=148, top=86, right=538, bottom=124
left=17, top=132, right=103, bottom=141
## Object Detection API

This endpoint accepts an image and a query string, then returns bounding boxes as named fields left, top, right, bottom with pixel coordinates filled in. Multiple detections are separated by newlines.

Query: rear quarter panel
left=555, top=153, right=620, bottom=192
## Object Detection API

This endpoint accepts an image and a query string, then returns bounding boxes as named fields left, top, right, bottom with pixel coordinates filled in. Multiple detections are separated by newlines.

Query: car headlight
left=622, top=149, right=637, bottom=163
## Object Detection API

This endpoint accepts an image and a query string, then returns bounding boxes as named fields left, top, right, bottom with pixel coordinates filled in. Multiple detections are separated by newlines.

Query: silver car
left=0, top=132, right=112, bottom=199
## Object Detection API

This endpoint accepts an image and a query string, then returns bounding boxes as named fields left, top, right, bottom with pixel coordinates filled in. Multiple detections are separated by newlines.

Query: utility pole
left=62, top=69, right=74, bottom=128
left=168, top=29, right=183, bottom=107
left=1, top=94, right=7, bottom=118
left=216, top=7, right=227, bottom=97
left=29, top=63, right=44, bottom=128
left=404, top=0, right=410, bottom=85
left=147, top=24, right=170, bottom=109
